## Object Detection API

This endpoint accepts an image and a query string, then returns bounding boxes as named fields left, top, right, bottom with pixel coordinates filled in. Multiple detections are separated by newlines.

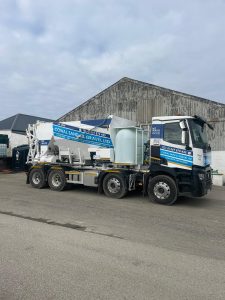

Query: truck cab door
left=160, top=121, right=193, bottom=170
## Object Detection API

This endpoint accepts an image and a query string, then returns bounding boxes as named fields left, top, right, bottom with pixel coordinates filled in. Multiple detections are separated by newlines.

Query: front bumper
left=192, top=166, right=212, bottom=197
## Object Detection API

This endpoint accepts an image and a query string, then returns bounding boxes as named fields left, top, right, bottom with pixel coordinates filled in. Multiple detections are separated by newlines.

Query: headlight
left=198, top=173, right=205, bottom=181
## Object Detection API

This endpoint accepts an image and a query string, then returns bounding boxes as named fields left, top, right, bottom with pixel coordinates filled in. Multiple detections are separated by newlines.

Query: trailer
left=26, top=115, right=213, bottom=205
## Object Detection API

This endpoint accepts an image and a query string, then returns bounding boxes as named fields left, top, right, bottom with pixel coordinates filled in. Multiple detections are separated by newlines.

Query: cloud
left=0, top=0, right=225, bottom=120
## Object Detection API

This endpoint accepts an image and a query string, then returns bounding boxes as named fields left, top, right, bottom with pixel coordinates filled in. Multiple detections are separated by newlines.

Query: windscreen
left=188, top=119, right=209, bottom=148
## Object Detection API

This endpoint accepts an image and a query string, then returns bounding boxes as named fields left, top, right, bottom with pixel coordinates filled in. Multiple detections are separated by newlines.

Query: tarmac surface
left=0, top=173, right=225, bottom=299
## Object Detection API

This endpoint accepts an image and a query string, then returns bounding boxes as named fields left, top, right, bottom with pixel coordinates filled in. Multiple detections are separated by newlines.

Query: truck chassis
left=26, top=161, right=211, bottom=205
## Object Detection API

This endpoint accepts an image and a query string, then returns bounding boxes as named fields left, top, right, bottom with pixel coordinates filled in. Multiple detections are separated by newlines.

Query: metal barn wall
left=60, top=78, right=225, bottom=151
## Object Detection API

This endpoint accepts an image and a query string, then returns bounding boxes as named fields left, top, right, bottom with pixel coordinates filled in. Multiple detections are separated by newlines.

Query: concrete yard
left=0, top=173, right=225, bottom=299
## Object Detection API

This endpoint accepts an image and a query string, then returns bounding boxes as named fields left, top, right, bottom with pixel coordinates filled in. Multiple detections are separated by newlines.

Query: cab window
left=164, top=122, right=182, bottom=145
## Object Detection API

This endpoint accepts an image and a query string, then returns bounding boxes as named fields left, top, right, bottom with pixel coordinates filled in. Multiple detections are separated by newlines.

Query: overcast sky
left=0, top=0, right=225, bottom=120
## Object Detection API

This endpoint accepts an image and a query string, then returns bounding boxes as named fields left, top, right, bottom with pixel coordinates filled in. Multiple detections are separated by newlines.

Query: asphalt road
left=0, top=173, right=225, bottom=299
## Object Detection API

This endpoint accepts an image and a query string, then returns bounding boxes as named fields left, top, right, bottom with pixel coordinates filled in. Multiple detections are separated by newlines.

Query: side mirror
left=181, top=129, right=191, bottom=149
left=180, top=120, right=190, bottom=147
left=179, top=120, right=186, bottom=130
left=181, top=128, right=189, bottom=145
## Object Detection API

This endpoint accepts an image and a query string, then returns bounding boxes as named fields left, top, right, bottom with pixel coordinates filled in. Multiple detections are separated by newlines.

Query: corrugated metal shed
left=59, top=77, right=225, bottom=151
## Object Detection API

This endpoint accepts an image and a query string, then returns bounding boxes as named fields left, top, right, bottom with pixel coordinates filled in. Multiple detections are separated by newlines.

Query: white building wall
left=0, top=130, right=27, bottom=157
left=211, top=151, right=225, bottom=173
left=211, top=151, right=225, bottom=185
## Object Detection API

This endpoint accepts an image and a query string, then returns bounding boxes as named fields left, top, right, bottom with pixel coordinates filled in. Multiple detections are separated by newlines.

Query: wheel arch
left=98, top=170, right=129, bottom=194
left=98, top=171, right=120, bottom=193
left=47, top=168, right=67, bottom=191
left=148, top=173, right=178, bottom=205
left=28, top=165, right=48, bottom=189
left=143, top=169, right=177, bottom=196
left=102, top=171, right=128, bottom=199
left=47, top=166, right=64, bottom=179
left=27, top=164, right=55, bottom=185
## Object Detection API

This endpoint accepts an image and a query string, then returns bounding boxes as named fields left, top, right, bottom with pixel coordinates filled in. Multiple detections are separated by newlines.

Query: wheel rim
left=32, top=172, right=41, bottom=185
left=153, top=181, right=170, bottom=200
left=51, top=173, right=62, bottom=187
left=107, top=178, right=121, bottom=194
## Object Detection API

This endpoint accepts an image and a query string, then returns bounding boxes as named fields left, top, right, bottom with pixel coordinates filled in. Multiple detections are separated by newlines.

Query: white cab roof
left=152, top=116, right=194, bottom=121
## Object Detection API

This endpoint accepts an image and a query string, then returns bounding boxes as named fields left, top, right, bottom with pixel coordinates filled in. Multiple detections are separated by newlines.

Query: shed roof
left=0, top=113, right=53, bottom=134
left=59, top=77, right=225, bottom=121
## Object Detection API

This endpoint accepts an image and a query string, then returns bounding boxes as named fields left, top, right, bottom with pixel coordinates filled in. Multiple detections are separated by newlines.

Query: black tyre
left=103, top=173, right=127, bottom=199
left=148, top=175, right=177, bottom=205
left=29, top=168, right=46, bottom=189
left=48, top=170, right=67, bottom=191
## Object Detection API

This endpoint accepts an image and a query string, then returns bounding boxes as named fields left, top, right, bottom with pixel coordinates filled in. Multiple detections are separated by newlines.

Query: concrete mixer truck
left=25, top=115, right=213, bottom=205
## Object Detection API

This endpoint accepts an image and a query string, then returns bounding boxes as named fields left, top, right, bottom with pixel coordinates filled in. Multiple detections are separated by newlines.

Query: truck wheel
left=148, top=175, right=177, bottom=205
left=103, top=173, right=127, bottom=199
left=48, top=170, right=66, bottom=191
left=29, top=168, right=46, bottom=189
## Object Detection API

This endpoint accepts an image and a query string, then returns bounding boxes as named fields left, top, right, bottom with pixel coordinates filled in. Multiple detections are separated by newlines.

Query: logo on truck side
left=160, top=145, right=193, bottom=168
left=52, top=123, right=113, bottom=148
left=151, top=124, right=163, bottom=139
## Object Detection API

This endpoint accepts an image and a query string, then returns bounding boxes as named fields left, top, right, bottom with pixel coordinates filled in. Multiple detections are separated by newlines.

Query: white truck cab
left=149, top=115, right=212, bottom=201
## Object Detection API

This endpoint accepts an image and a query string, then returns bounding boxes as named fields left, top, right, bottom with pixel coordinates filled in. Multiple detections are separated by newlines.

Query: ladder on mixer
left=26, top=124, right=38, bottom=164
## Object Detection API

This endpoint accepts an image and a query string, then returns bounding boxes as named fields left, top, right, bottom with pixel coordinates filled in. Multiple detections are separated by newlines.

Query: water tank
left=115, top=129, right=136, bottom=164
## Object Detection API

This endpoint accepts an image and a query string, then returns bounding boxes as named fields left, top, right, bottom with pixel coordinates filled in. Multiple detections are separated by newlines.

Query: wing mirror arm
left=181, top=128, right=192, bottom=150
left=180, top=120, right=192, bottom=150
